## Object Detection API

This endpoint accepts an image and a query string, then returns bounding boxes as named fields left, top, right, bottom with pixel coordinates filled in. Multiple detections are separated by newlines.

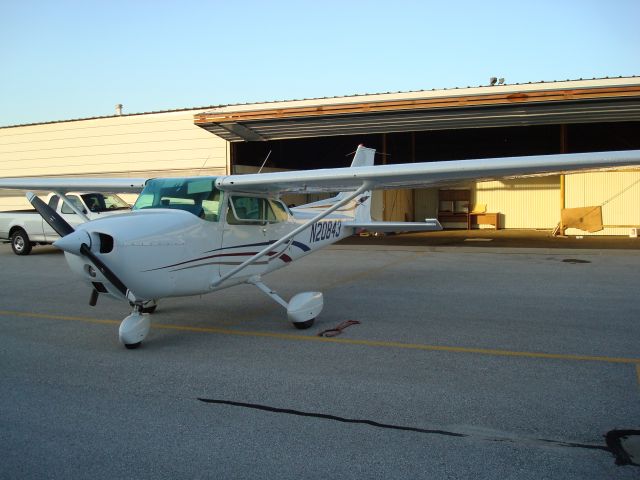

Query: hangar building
left=1, top=77, right=639, bottom=235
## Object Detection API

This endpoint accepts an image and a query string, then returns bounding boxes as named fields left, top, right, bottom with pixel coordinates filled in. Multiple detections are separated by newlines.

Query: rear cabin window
left=269, top=200, right=290, bottom=222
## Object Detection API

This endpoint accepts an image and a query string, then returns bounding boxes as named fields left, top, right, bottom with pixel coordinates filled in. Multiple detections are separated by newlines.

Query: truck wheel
left=10, top=229, right=32, bottom=256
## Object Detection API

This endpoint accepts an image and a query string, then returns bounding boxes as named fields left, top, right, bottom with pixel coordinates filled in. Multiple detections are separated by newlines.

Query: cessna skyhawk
left=1, top=146, right=638, bottom=349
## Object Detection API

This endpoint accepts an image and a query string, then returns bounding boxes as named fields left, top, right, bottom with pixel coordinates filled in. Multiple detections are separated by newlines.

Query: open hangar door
left=231, top=126, right=560, bottom=225
left=231, top=134, right=386, bottom=217
left=231, top=122, right=640, bottom=228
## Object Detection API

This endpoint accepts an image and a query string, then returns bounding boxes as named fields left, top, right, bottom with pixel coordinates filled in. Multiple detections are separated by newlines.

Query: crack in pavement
left=198, top=397, right=636, bottom=466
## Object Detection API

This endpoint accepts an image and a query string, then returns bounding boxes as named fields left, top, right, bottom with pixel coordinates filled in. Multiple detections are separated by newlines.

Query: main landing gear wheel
left=293, top=318, right=315, bottom=330
left=247, top=277, right=323, bottom=332
left=124, top=342, right=142, bottom=349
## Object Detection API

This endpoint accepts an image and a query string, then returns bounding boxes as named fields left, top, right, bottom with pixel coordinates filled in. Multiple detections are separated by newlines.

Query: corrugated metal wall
left=414, top=189, right=438, bottom=222
left=417, top=172, right=640, bottom=234
left=565, top=170, right=640, bottom=236
left=474, top=176, right=561, bottom=229
left=0, top=110, right=228, bottom=210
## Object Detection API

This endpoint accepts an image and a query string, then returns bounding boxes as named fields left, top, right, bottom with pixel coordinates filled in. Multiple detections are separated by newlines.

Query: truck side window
left=48, top=195, right=60, bottom=210
left=61, top=195, right=87, bottom=215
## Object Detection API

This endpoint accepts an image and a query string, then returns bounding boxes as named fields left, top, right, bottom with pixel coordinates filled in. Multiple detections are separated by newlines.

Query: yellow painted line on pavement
left=0, top=309, right=120, bottom=326
left=1, top=308, right=639, bottom=365
left=636, top=364, right=640, bottom=387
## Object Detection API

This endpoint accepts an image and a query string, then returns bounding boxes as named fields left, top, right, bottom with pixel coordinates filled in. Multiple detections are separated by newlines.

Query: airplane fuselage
left=64, top=194, right=356, bottom=302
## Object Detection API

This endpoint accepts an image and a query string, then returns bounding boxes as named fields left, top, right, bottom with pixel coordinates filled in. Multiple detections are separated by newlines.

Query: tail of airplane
left=348, top=144, right=376, bottom=168
left=335, top=145, right=375, bottom=223
left=292, top=145, right=375, bottom=222
left=292, top=145, right=441, bottom=233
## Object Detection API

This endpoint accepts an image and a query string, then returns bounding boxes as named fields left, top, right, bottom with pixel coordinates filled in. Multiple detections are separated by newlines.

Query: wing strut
left=210, top=182, right=371, bottom=289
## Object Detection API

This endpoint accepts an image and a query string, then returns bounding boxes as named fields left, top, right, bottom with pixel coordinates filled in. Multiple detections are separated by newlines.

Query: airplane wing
left=0, top=150, right=638, bottom=196
left=215, top=150, right=640, bottom=194
left=0, top=178, right=148, bottom=193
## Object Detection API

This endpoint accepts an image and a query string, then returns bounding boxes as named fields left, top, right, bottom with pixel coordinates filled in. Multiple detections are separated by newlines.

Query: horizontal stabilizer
left=346, top=219, right=442, bottom=233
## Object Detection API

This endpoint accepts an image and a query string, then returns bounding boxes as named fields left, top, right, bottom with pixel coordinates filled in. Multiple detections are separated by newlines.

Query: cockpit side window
left=227, top=196, right=288, bottom=225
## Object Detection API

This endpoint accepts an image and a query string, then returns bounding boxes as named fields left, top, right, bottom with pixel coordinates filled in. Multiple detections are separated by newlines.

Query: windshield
left=132, top=177, right=221, bottom=221
left=81, top=193, right=130, bottom=213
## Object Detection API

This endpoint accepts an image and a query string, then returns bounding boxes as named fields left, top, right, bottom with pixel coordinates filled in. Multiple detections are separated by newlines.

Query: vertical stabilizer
left=337, top=145, right=375, bottom=222
left=349, top=144, right=376, bottom=168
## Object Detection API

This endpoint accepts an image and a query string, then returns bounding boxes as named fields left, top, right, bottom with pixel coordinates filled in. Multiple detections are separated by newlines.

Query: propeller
left=26, top=192, right=130, bottom=298
left=27, top=192, right=75, bottom=237
left=79, top=243, right=127, bottom=296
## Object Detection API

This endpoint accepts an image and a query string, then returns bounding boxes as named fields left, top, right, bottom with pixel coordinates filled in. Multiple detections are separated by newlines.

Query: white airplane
left=1, top=145, right=639, bottom=349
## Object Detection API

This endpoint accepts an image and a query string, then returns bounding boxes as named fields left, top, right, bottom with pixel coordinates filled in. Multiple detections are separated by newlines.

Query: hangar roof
left=194, top=77, right=640, bottom=142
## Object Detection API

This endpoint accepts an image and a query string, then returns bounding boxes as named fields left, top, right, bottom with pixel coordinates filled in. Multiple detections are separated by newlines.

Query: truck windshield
left=81, top=193, right=130, bottom=212
left=132, top=177, right=221, bottom=221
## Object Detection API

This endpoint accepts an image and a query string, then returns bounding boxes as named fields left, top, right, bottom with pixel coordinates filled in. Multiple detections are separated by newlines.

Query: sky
left=1, top=0, right=639, bottom=127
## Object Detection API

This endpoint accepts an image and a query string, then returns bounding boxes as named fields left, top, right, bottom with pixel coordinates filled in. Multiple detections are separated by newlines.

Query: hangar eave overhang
left=195, top=84, right=640, bottom=142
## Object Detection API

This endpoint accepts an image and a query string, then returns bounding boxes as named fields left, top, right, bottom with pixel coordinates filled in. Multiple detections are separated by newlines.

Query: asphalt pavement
left=1, top=239, right=639, bottom=479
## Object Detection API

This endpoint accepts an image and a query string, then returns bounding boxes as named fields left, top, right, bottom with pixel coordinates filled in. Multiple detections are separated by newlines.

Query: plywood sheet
left=561, top=206, right=603, bottom=233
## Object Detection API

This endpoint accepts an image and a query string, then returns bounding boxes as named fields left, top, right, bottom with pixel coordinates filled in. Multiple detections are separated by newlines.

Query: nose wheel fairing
left=118, top=299, right=158, bottom=348
left=119, top=309, right=150, bottom=348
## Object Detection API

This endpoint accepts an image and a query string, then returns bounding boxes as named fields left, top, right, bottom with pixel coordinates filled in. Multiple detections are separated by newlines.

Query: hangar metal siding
left=0, top=110, right=228, bottom=210
left=565, top=171, right=640, bottom=236
left=475, top=177, right=561, bottom=229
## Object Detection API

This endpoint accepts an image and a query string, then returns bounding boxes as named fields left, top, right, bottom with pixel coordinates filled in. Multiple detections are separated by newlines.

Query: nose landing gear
left=119, top=300, right=157, bottom=348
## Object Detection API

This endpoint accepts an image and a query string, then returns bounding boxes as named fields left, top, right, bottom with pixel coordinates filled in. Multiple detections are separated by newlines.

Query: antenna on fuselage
left=197, top=152, right=212, bottom=176
left=257, top=150, right=272, bottom=174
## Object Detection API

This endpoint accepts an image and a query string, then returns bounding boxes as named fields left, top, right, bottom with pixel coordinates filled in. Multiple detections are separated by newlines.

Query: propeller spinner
left=26, top=192, right=129, bottom=296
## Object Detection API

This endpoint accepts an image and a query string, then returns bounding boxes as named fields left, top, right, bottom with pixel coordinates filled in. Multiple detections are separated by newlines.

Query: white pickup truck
left=0, top=192, right=131, bottom=255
